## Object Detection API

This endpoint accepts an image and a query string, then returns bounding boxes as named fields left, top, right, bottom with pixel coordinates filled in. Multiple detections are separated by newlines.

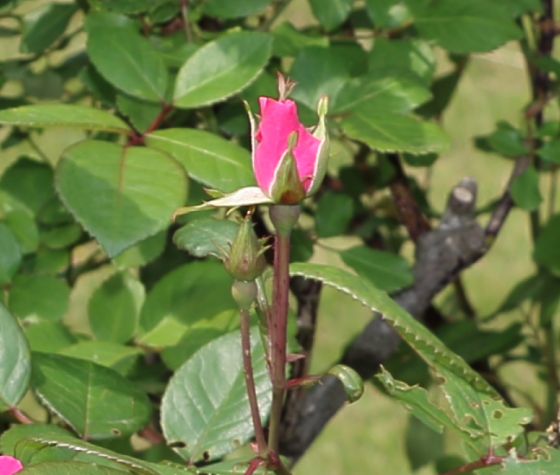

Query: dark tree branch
left=280, top=178, right=486, bottom=463
left=386, top=153, right=431, bottom=243
left=280, top=277, right=322, bottom=441
left=387, top=152, right=481, bottom=322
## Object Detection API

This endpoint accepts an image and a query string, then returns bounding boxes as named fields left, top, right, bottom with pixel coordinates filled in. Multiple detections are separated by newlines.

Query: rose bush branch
left=182, top=74, right=331, bottom=471
left=268, top=204, right=300, bottom=454
left=223, top=216, right=269, bottom=457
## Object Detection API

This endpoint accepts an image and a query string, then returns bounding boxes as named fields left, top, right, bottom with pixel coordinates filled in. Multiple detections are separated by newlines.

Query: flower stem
left=239, top=306, right=268, bottom=456
left=10, top=406, right=33, bottom=424
left=438, top=454, right=504, bottom=475
left=268, top=204, right=300, bottom=454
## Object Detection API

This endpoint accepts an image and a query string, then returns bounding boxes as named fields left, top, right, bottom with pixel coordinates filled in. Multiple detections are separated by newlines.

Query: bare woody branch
left=281, top=177, right=485, bottom=463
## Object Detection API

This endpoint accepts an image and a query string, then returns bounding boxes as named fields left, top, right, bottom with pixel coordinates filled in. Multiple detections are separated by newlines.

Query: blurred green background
left=1, top=1, right=558, bottom=474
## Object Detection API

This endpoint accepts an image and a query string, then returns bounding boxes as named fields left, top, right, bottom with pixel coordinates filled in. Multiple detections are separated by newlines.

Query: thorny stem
left=268, top=205, right=300, bottom=455
left=239, top=307, right=268, bottom=455
left=268, top=230, right=291, bottom=454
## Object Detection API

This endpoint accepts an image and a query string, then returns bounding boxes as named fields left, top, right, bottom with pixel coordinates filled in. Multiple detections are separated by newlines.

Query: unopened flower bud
left=248, top=84, right=330, bottom=204
left=231, top=280, right=258, bottom=310
left=224, top=217, right=266, bottom=282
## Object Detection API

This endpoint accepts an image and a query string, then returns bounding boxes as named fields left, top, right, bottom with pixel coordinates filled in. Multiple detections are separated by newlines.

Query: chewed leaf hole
left=169, top=441, right=187, bottom=448
left=493, top=410, right=504, bottom=420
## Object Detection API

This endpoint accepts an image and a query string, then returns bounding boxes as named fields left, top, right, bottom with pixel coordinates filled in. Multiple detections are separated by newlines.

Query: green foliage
left=290, top=47, right=349, bottom=112
left=315, top=191, right=354, bottom=238
left=202, top=0, right=273, bottom=20
left=88, top=272, right=143, bottom=343
left=340, top=246, right=414, bottom=292
left=336, top=71, right=449, bottom=153
left=85, top=12, right=169, bottom=102
left=0, top=222, right=23, bottom=284
left=139, top=261, right=235, bottom=340
left=407, top=0, right=523, bottom=53
left=327, top=364, right=364, bottom=403
left=0, top=303, right=31, bottom=411
left=173, top=217, right=239, bottom=259
left=0, top=105, right=131, bottom=134
left=173, top=31, right=273, bottom=109
left=8, top=275, right=70, bottom=322
left=21, top=3, right=77, bottom=54
left=18, top=462, right=130, bottom=475
left=31, top=352, right=151, bottom=439
left=289, top=262, right=495, bottom=393
left=308, top=0, right=353, bottom=31
left=161, top=329, right=271, bottom=464
left=511, top=166, right=542, bottom=211
left=145, top=129, right=255, bottom=192
left=56, top=141, right=187, bottom=257
left=0, top=1, right=559, bottom=474
left=534, top=214, right=560, bottom=274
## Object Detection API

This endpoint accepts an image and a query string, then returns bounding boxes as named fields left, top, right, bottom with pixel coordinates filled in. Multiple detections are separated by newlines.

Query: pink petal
left=253, top=97, right=321, bottom=194
left=0, top=456, right=23, bottom=474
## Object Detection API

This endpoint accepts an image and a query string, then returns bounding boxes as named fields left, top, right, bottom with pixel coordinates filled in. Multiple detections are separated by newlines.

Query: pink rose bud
left=171, top=86, right=329, bottom=216
left=247, top=95, right=329, bottom=204
left=0, top=456, right=23, bottom=475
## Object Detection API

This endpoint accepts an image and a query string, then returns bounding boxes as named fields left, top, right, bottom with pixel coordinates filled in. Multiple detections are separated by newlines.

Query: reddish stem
left=10, top=407, right=33, bottom=424
left=145, top=103, right=174, bottom=134
left=240, top=307, right=268, bottom=456
left=244, top=457, right=266, bottom=475
left=125, top=103, right=174, bottom=147
left=439, top=454, right=504, bottom=475
left=267, top=229, right=291, bottom=454
left=266, top=205, right=300, bottom=455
